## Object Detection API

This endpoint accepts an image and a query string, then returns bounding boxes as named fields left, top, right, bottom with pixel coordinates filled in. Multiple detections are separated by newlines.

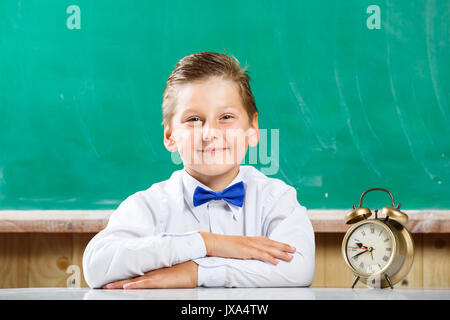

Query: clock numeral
left=378, top=230, right=383, bottom=237
left=386, top=247, right=392, bottom=252
left=361, top=231, right=366, bottom=237
left=384, top=238, right=390, bottom=242
left=382, top=255, right=389, bottom=262
left=359, top=262, right=364, bottom=269
left=370, top=227, right=375, bottom=234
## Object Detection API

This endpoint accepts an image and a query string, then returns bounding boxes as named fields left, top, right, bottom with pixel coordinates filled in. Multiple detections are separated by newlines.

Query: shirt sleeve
left=193, top=186, right=315, bottom=287
left=82, top=192, right=207, bottom=289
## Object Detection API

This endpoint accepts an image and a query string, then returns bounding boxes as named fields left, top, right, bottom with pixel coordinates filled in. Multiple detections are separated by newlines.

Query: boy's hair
left=162, top=52, right=258, bottom=127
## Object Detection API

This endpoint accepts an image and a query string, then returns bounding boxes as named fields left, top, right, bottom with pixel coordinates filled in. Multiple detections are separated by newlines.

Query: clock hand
left=352, top=249, right=369, bottom=259
left=369, top=247, right=376, bottom=260
left=355, top=242, right=370, bottom=249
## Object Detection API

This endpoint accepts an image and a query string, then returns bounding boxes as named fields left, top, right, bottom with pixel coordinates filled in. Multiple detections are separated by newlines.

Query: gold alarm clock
left=342, top=188, right=414, bottom=289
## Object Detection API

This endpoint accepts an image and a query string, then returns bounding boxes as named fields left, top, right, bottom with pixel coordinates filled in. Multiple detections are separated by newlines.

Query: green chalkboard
left=0, top=0, right=449, bottom=210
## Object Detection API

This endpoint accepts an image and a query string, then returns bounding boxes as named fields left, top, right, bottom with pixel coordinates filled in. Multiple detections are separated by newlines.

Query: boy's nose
left=202, top=121, right=220, bottom=141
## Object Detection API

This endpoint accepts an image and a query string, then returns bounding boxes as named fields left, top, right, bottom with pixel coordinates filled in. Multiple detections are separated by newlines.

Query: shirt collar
left=181, top=167, right=245, bottom=222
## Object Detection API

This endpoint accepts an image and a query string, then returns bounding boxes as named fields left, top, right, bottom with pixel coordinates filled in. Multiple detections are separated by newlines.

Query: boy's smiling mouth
left=197, top=147, right=230, bottom=153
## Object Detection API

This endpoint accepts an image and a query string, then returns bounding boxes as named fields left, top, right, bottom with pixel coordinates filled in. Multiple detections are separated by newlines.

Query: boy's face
left=164, top=76, right=259, bottom=178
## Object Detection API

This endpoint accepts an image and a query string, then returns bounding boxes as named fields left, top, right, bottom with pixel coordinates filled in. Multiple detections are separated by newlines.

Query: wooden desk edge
left=0, top=210, right=448, bottom=233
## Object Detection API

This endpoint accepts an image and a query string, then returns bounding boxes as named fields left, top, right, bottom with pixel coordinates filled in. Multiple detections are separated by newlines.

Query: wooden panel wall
left=0, top=233, right=92, bottom=288
left=0, top=233, right=448, bottom=288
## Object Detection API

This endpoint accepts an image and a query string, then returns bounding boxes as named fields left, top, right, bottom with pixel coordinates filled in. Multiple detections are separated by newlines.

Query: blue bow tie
left=193, top=181, right=245, bottom=207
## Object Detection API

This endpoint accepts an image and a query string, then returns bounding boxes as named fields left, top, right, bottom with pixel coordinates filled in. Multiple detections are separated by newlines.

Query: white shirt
left=82, top=165, right=315, bottom=288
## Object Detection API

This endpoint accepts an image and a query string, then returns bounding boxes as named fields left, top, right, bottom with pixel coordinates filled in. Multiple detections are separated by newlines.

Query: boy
left=83, top=52, right=315, bottom=289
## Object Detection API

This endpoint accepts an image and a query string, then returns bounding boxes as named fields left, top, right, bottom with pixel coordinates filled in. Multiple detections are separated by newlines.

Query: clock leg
left=385, top=274, right=394, bottom=289
left=351, top=276, right=360, bottom=289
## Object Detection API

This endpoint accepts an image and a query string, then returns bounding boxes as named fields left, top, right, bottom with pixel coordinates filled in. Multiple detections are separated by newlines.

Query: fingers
left=251, top=237, right=296, bottom=265
left=258, top=249, right=293, bottom=265
left=212, top=234, right=296, bottom=265
left=264, top=237, right=296, bottom=253
left=123, top=279, right=153, bottom=289
left=269, top=247, right=294, bottom=262
left=104, top=277, right=158, bottom=290
left=103, top=273, right=150, bottom=289
left=258, top=250, right=279, bottom=265
left=102, top=278, right=134, bottom=289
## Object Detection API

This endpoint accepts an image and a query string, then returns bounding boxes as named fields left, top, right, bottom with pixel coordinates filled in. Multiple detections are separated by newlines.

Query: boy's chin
left=187, top=163, right=240, bottom=177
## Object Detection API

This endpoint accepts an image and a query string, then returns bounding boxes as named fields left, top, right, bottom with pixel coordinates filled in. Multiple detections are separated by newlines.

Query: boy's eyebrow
left=179, top=108, right=203, bottom=118
left=180, top=108, right=197, bottom=114
left=181, top=105, right=239, bottom=114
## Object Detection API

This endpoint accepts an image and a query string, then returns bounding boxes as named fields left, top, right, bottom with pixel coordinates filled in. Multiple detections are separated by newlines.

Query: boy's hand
left=199, top=232, right=296, bottom=265
left=102, top=260, right=198, bottom=289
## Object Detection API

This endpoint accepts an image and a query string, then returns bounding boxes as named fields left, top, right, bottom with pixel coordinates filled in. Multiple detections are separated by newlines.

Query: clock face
left=345, top=222, right=394, bottom=275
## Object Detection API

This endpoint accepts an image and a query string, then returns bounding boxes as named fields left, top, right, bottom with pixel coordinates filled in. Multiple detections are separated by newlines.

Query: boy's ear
left=247, top=112, right=260, bottom=147
left=163, top=122, right=178, bottom=152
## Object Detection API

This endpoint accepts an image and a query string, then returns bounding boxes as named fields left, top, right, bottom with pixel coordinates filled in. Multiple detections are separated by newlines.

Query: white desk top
left=0, top=287, right=449, bottom=300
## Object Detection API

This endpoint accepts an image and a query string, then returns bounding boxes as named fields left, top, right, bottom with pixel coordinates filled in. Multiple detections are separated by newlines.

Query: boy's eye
left=187, top=115, right=233, bottom=122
